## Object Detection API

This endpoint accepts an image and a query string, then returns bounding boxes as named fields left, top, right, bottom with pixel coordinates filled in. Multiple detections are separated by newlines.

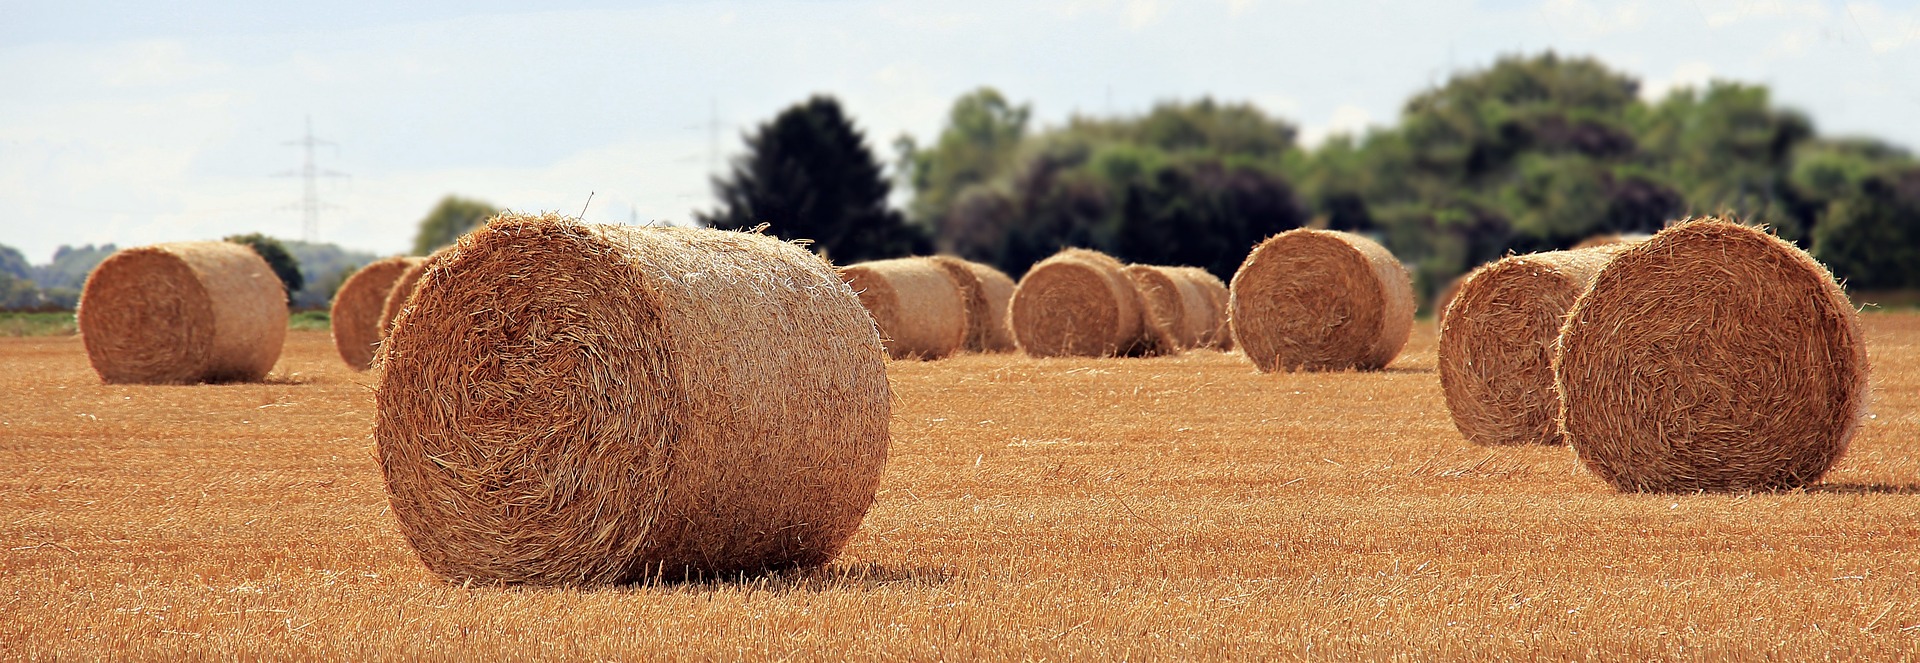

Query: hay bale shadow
left=1807, top=483, right=1920, bottom=495
left=623, top=561, right=957, bottom=593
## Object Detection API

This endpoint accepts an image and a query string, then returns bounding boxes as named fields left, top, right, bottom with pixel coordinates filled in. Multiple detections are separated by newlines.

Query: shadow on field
left=1808, top=482, right=1920, bottom=495
left=627, top=561, right=956, bottom=593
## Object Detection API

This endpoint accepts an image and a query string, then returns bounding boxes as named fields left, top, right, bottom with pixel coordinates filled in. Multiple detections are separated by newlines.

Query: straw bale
left=329, top=256, right=423, bottom=371
left=1009, top=248, right=1152, bottom=358
left=379, top=258, right=431, bottom=336
left=1172, top=266, right=1232, bottom=350
left=841, top=257, right=969, bottom=360
left=1432, top=274, right=1467, bottom=325
left=1554, top=219, right=1868, bottom=492
left=1229, top=229, right=1415, bottom=371
left=1124, top=264, right=1213, bottom=353
left=376, top=212, right=890, bottom=585
left=1571, top=232, right=1651, bottom=250
left=77, top=241, right=287, bottom=384
left=1437, top=247, right=1626, bottom=446
left=928, top=256, right=1016, bottom=353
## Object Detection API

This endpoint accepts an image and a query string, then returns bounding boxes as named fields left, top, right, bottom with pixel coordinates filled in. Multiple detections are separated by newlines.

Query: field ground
left=3, top=315, right=1920, bottom=659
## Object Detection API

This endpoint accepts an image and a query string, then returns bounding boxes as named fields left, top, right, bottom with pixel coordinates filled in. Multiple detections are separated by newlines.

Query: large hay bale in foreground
left=1124, top=264, right=1213, bottom=353
left=378, top=258, right=431, bottom=336
left=77, top=241, right=287, bottom=384
left=1571, top=232, right=1651, bottom=250
left=1230, top=230, right=1414, bottom=371
left=330, top=256, right=424, bottom=371
left=377, top=213, right=890, bottom=585
left=1009, top=248, right=1151, bottom=358
left=928, top=256, right=1016, bottom=353
left=1555, top=219, right=1868, bottom=492
left=1438, top=247, right=1626, bottom=446
left=841, top=257, right=969, bottom=360
left=1173, top=267, right=1233, bottom=350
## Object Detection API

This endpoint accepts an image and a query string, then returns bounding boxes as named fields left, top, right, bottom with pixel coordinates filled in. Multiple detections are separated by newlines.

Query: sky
left=2, top=0, right=1917, bottom=262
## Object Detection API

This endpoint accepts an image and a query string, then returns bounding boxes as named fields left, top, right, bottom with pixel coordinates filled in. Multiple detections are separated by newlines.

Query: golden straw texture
left=1229, top=229, right=1414, bottom=372
left=1125, top=265, right=1213, bottom=353
left=329, top=256, right=422, bottom=371
left=1572, top=233, right=1651, bottom=250
left=1432, top=274, right=1466, bottom=326
left=76, top=241, right=288, bottom=384
left=1174, top=267, right=1233, bottom=351
left=376, top=213, right=891, bottom=585
left=929, top=256, right=1017, bottom=353
left=378, top=258, right=431, bottom=337
left=1009, top=248, right=1151, bottom=358
left=1437, top=247, right=1625, bottom=446
left=841, top=257, right=970, bottom=360
left=1554, top=219, right=1869, bottom=492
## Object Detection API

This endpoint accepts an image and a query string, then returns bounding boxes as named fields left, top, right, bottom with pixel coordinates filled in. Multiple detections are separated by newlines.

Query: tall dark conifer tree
left=697, top=96, right=926, bottom=262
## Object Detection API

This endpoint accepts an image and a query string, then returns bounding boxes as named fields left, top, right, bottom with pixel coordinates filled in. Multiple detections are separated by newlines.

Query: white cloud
left=1641, top=61, right=1716, bottom=101
left=1299, top=104, right=1376, bottom=148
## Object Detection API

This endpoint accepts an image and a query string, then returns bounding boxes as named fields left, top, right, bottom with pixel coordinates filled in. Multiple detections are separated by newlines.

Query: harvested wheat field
left=4, top=314, right=1920, bottom=659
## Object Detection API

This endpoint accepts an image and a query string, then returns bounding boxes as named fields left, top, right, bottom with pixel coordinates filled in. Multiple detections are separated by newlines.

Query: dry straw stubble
left=376, top=213, right=891, bottom=585
left=1010, top=248, right=1151, bottom=358
left=928, top=256, right=1017, bottom=353
left=77, top=241, right=288, bottom=384
left=329, top=256, right=423, bottom=371
left=841, top=257, right=970, bottom=360
left=1437, top=246, right=1629, bottom=446
left=1554, top=219, right=1869, bottom=492
left=1230, top=229, right=1414, bottom=372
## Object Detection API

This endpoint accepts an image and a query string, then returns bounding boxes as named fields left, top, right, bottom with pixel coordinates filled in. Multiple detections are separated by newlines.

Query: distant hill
left=0, top=239, right=383, bottom=311
left=282, top=240, right=382, bottom=310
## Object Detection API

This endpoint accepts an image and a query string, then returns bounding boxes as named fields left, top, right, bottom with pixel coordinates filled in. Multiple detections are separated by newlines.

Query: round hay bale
left=1437, top=247, right=1626, bottom=446
left=1432, top=274, right=1467, bottom=325
left=1171, top=266, right=1232, bottom=350
left=378, top=257, right=431, bottom=336
left=1571, top=232, right=1651, bottom=250
left=377, top=213, right=890, bottom=585
left=1009, top=248, right=1151, bottom=358
left=841, top=257, right=969, bottom=360
left=1555, top=219, right=1868, bottom=492
left=1229, top=229, right=1415, bottom=372
left=1124, top=265, right=1212, bottom=353
left=928, top=256, right=1017, bottom=353
left=77, top=241, right=288, bottom=384
left=329, top=256, right=424, bottom=371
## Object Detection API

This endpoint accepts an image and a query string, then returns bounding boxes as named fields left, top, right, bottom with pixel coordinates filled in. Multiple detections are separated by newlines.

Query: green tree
left=32, top=244, right=116, bottom=290
left=1631, top=82, right=1814, bottom=238
left=902, top=87, right=1032, bottom=232
left=1812, top=169, right=1920, bottom=289
left=223, top=233, right=303, bottom=305
left=410, top=196, right=501, bottom=256
left=697, top=95, right=927, bottom=263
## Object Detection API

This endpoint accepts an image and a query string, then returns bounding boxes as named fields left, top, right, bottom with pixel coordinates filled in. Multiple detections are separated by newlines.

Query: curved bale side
left=967, top=261, right=1018, bottom=352
left=1009, top=248, right=1151, bottom=358
left=377, top=213, right=891, bottom=586
left=330, top=256, right=424, bottom=371
left=1571, top=232, right=1651, bottom=250
left=379, top=258, right=432, bottom=337
left=1124, top=265, right=1212, bottom=353
left=1432, top=274, right=1467, bottom=326
left=1437, top=247, right=1625, bottom=447
left=77, top=241, right=288, bottom=384
left=1173, top=267, right=1233, bottom=351
left=1229, top=229, right=1415, bottom=372
left=841, top=257, right=970, bottom=360
left=1555, top=219, right=1868, bottom=493
left=927, top=256, right=1016, bottom=353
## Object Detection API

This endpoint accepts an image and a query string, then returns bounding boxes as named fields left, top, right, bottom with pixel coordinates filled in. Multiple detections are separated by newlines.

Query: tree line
left=703, top=52, right=1919, bottom=302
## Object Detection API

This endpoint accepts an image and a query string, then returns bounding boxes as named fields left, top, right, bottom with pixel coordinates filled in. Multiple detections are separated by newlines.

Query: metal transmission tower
left=276, top=116, right=348, bottom=243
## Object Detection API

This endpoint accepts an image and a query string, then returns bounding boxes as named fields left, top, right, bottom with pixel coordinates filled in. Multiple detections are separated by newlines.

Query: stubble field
left=3, top=314, right=1919, bottom=660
